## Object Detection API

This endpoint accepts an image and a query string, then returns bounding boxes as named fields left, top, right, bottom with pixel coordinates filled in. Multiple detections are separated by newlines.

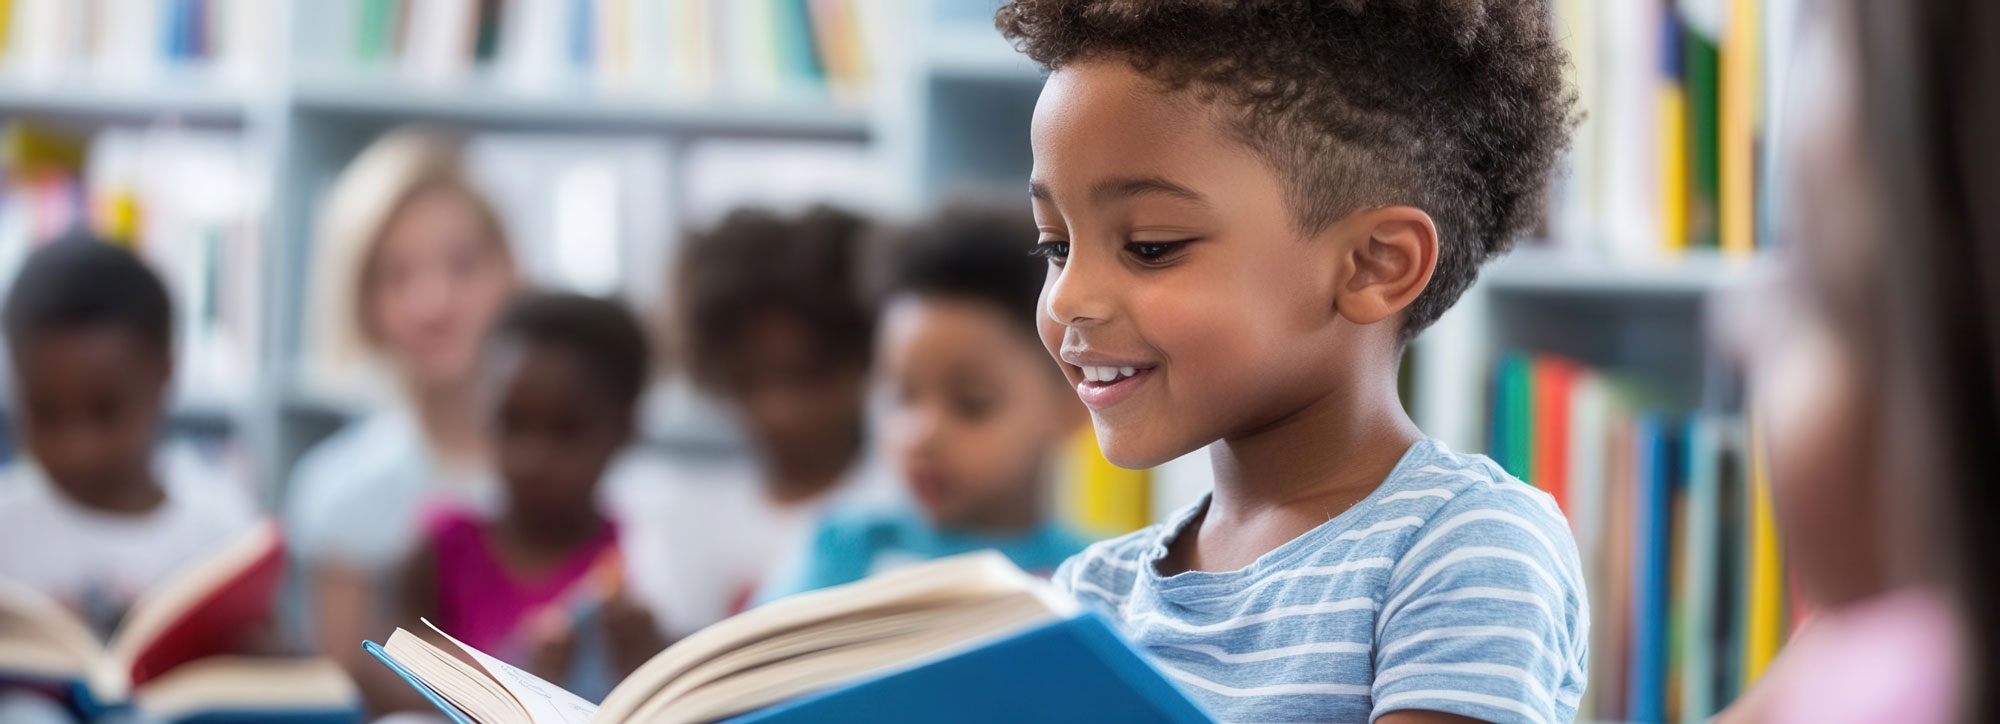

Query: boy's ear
left=1327, top=206, right=1438, bottom=326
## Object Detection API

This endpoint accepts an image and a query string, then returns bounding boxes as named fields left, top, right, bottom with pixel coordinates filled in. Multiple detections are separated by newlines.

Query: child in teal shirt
left=761, top=206, right=1091, bottom=598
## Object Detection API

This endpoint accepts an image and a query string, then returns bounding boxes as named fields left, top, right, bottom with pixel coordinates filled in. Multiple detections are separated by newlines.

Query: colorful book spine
left=1531, top=358, right=1576, bottom=517
left=1628, top=416, right=1670, bottom=724
left=1742, top=419, right=1785, bottom=684
left=1658, top=10, right=1690, bottom=252
left=1677, top=418, right=1722, bottom=721
left=1683, top=6, right=1722, bottom=250
left=1720, top=0, right=1762, bottom=256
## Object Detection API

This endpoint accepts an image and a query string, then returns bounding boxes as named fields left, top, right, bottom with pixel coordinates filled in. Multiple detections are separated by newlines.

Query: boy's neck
left=1197, top=364, right=1422, bottom=562
left=56, top=470, right=167, bottom=516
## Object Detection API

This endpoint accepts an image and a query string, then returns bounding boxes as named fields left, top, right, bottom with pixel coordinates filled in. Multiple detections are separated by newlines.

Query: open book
left=370, top=551, right=1212, bottom=724
left=0, top=522, right=357, bottom=721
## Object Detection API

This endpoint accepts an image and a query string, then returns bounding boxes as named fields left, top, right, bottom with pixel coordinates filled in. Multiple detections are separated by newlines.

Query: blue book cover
left=720, top=614, right=1212, bottom=724
left=1628, top=416, right=1671, bottom=724
left=369, top=613, right=1213, bottom=724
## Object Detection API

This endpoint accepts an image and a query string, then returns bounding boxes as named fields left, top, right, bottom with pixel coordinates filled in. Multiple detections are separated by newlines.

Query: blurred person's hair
left=995, top=0, right=1576, bottom=341
left=309, top=126, right=514, bottom=377
left=1850, top=0, right=2000, bottom=719
left=488, top=292, right=652, bottom=410
left=672, top=205, right=873, bottom=391
left=878, top=202, right=1044, bottom=340
left=3, top=235, right=172, bottom=361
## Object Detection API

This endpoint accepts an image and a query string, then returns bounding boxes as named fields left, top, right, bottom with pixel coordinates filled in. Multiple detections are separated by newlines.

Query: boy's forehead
left=1030, top=61, right=1237, bottom=197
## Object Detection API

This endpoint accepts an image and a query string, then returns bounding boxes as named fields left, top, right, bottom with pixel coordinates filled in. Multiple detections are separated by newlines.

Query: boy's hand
left=600, top=592, right=669, bottom=677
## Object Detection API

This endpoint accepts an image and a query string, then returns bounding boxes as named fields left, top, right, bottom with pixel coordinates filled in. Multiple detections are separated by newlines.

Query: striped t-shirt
left=1054, top=439, right=1587, bottom=724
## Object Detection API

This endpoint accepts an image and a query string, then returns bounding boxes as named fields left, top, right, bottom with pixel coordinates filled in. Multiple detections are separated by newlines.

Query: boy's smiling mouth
left=1060, top=350, right=1157, bottom=410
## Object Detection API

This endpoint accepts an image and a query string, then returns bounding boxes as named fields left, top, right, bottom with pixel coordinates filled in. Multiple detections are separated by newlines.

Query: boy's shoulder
left=1374, top=440, right=1579, bottom=581
left=1384, top=439, right=1570, bottom=537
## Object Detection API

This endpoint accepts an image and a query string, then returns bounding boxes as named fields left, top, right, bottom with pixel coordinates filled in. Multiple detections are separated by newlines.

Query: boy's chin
left=1092, top=419, right=1195, bottom=470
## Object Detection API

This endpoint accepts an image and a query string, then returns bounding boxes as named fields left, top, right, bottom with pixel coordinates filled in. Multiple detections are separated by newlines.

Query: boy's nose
left=1042, top=255, right=1113, bottom=328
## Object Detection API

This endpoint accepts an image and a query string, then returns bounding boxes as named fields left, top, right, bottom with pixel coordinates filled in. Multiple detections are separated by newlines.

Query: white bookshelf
left=1484, top=247, right=1757, bottom=296
left=0, top=81, right=256, bottom=123
left=291, top=80, right=876, bottom=138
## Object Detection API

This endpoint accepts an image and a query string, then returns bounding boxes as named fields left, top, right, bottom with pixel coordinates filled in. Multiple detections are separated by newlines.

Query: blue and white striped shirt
left=1055, top=439, right=1587, bottom=724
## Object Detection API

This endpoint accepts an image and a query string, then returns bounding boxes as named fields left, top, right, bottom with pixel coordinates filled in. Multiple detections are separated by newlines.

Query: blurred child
left=0, top=238, right=258, bottom=721
left=759, top=207, right=1091, bottom=599
left=1712, top=2, right=1994, bottom=722
left=998, top=1, right=1584, bottom=722
left=393, top=293, right=661, bottom=707
left=620, top=206, right=890, bottom=640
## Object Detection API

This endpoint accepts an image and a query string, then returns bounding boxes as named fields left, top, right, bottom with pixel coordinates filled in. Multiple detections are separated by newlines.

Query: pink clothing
left=1767, top=588, right=1960, bottom=724
left=426, top=507, right=619, bottom=659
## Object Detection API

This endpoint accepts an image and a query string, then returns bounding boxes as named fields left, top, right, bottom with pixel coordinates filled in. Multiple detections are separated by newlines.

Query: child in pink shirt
left=395, top=293, right=662, bottom=711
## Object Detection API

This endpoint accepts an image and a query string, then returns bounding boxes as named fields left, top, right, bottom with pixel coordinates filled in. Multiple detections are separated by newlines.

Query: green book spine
left=357, top=0, right=396, bottom=65
left=1684, top=22, right=1722, bottom=249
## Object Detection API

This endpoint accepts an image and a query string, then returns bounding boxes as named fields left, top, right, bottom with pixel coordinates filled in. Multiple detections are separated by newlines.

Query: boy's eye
left=1028, top=241, right=1070, bottom=265
left=1125, top=240, right=1189, bottom=264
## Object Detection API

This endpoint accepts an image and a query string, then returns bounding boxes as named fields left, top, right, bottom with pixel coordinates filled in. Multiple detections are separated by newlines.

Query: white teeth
left=1080, top=365, right=1142, bottom=383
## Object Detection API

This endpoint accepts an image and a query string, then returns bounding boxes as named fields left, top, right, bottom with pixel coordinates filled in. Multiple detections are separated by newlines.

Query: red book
left=0, top=522, right=352, bottom=720
left=1532, top=357, right=1580, bottom=519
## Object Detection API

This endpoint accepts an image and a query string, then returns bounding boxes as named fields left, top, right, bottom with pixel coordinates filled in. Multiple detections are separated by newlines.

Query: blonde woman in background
left=285, top=127, right=520, bottom=715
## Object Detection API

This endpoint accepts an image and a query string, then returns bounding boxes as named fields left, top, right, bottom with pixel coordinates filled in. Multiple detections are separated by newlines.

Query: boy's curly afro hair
left=997, top=0, right=1577, bottom=339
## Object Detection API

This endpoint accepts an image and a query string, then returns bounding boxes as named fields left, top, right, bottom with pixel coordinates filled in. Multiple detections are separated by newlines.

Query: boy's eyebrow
left=1028, top=177, right=1212, bottom=208
left=1093, top=176, right=1211, bottom=208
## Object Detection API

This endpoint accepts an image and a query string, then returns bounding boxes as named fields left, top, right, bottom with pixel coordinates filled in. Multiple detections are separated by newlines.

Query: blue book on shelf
left=1628, top=415, right=1671, bottom=724
left=368, top=613, right=1215, bottom=724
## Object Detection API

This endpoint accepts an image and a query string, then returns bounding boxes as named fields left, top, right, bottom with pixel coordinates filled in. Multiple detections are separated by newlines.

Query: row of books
left=1548, top=0, right=1789, bottom=258
left=0, top=122, right=264, bottom=406
left=0, top=0, right=271, bottom=87
left=1489, top=354, right=1792, bottom=724
left=313, top=0, right=880, bottom=102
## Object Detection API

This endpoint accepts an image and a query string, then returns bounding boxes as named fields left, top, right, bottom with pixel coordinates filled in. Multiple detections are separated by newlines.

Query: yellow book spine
left=1659, top=84, right=1690, bottom=252
left=1062, top=426, right=1151, bottom=538
left=1744, top=418, right=1785, bottom=684
left=1720, top=0, right=1761, bottom=257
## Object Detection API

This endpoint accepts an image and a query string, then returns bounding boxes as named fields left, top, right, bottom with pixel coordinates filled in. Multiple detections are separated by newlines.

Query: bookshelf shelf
left=0, top=82, right=253, bottom=124
left=291, top=81, right=874, bottom=138
left=1483, top=247, right=1758, bottom=296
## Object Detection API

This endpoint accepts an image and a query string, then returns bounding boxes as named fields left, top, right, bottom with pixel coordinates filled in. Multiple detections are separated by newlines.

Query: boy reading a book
left=0, top=238, right=259, bottom=721
left=393, top=293, right=661, bottom=711
left=760, top=206, right=1091, bottom=598
left=998, top=2, right=1586, bottom=722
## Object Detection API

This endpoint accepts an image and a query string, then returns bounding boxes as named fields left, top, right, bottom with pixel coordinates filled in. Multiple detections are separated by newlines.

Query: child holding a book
left=620, top=206, right=893, bottom=640
left=759, top=206, right=1091, bottom=599
left=997, top=1, right=1584, bottom=721
left=0, top=238, right=260, bottom=722
left=393, top=293, right=660, bottom=709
